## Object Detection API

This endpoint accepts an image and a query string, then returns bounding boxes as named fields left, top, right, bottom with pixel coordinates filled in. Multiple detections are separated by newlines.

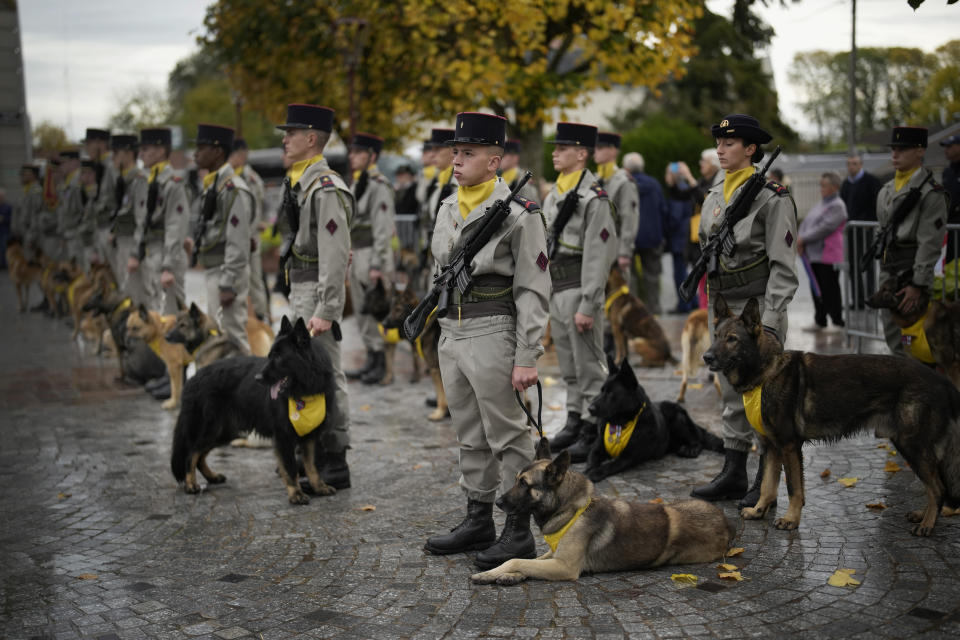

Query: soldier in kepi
left=13, top=164, right=42, bottom=250
left=229, top=138, right=270, bottom=322
left=128, top=127, right=190, bottom=314
left=500, top=139, right=540, bottom=203
left=56, top=150, right=83, bottom=266
left=871, top=126, right=949, bottom=357
left=594, top=131, right=639, bottom=274
left=109, top=134, right=151, bottom=305
left=422, top=111, right=550, bottom=570
left=82, top=128, right=118, bottom=278
left=276, top=103, right=355, bottom=489
left=689, top=114, right=798, bottom=509
left=344, top=133, right=395, bottom=385
left=189, top=124, right=253, bottom=353
left=541, top=122, right=617, bottom=463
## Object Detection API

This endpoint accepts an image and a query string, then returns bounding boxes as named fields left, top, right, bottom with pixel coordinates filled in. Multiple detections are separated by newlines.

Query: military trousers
left=204, top=266, right=251, bottom=355
left=878, top=269, right=905, bottom=356
left=549, top=287, right=608, bottom=425
left=116, top=235, right=150, bottom=307
left=248, top=237, right=269, bottom=320
left=95, top=227, right=118, bottom=280
left=707, top=292, right=788, bottom=451
left=349, top=247, right=384, bottom=352
left=631, top=247, right=663, bottom=315
left=438, top=322, right=535, bottom=502
left=289, top=280, right=351, bottom=452
left=134, top=240, right=165, bottom=312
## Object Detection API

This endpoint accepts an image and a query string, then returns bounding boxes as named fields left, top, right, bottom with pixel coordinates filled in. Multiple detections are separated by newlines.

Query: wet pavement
left=2, top=261, right=959, bottom=640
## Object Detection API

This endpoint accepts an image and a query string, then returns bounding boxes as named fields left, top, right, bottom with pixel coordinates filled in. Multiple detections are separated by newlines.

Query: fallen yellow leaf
left=820, top=468, right=831, bottom=479
left=412, top=464, right=423, bottom=470
left=865, top=502, right=888, bottom=510
left=726, top=547, right=745, bottom=557
left=547, top=404, right=564, bottom=411
left=359, top=505, right=376, bottom=512
left=718, top=571, right=743, bottom=581
left=360, top=404, right=372, bottom=412
left=717, top=563, right=738, bottom=571
left=838, top=477, right=859, bottom=487
left=649, top=497, right=664, bottom=504
left=689, top=383, right=704, bottom=390
left=76, top=574, right=97, bottom=580
left=670, top=573, right=698, bottom=586
left=888, top=449, right=898, bottom=456
left=542, top=376, right=557, bottom=387
left=942, top=505, right=960, bottom=517
left=674, top=369, right=683, bottom=376
left=827, top=569, right=861, bottom=587
left=884, top=460, right=901, bottom=473
left=876, top=443, right=888, bottom=449
left=57, top=492, right=71, bottom=500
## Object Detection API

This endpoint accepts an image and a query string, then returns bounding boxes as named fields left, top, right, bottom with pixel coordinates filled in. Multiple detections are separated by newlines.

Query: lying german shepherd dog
left=471, top=440, right=733, bottom=585
left=170, top=316, right=339, bottom=504
left=706, top=295, right=960, bottom=536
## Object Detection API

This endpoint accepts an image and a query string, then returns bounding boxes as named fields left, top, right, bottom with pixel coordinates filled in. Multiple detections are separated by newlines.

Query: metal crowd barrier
left=394, top=213, right=420, bottom=251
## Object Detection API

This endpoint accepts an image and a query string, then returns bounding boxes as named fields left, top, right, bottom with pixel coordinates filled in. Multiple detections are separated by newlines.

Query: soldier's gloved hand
left=219, top=288, right=236, bottom=307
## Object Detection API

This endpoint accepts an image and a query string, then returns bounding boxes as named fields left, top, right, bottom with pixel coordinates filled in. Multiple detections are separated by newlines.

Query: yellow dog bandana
left=288, top=393, right=327, bottom=436
left=378, top=324, right=401, bottom=344
left=901, top=303, right=934, bottom=364
left=543, top=499, right=591, bottom=553
left=742, top=385, right=765, bottom=437
left=603, top=403, right=646, bottom=459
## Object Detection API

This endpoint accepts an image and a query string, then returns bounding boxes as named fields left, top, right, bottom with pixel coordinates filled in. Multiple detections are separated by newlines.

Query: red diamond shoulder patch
left=536, top=252, right=549, bottom=271
left=230, top=215, right=239, bottom=227
left=784, top=230, right=793, bottom=247
left=326, top=219, right=338, bottom=235
left=600, top=228, right=610, bottom=242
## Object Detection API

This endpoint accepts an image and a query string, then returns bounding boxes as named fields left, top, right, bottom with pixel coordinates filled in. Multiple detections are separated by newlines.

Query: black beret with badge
left=194, top=124, right=235, bottom=149
left=350, top=132, right=384, bottom=154
left=110, top=134, right=138, bottom=151
left=140, top=127, right=172, bottom=147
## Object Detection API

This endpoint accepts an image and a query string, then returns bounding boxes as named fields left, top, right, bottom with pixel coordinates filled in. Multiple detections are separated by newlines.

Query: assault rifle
left=860, top=169, right=933, bottom=272
left=547, top=169, right=586, bottom=259
left=274, top=177, right=298, bottom=297
left=679, top=146, right=782, bottom=302
left=136, top=181, right=160, bottom=261
left=402, top=171, right=532, bottom=340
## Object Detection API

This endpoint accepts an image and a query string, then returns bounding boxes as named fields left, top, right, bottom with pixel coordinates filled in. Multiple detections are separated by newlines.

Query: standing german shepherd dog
left=706, top=295, right=960, bottom=536
left=471, top=440, right=734, bottom=585
left=170, top=316, right=339, bottom=504
left=585, top=356, right=723, bottom=482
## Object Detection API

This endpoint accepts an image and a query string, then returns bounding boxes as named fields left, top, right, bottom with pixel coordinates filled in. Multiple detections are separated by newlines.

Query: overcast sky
left=17, top=0, right=960, bottom=142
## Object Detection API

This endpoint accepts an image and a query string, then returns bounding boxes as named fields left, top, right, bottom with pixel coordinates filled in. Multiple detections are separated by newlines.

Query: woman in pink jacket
left=798, top=172, right=848, bottom=330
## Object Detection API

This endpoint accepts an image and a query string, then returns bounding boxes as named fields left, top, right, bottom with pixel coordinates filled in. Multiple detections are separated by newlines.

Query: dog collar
left=742, top=385, right=765, bottom=437
left=603, top=403, right=646, bottom=459
left=543, top=499, right=591, bottom=553
left=288, top=393, right=327, bottom=436
left=603, top=285, right=629, bottom=318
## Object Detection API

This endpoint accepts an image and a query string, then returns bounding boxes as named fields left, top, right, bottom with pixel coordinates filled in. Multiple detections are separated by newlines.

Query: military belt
left=351, top=225, right=373, bottom=248
left=451, top=274, right=514, bottom=305
left=289, top=267, right=319, bottom=284
left=113, top=216, right=136, bottom=236
left=881, top=242, right=918, bottom=274
left=197, top=243, right=225, bottom=268
left=290, top=255, right=319, bottom=270
left=709, top=256, right=770, bottom=299
left=454, top=299, right=517, bottom=320
left=550, top=255, right=582, bottom=292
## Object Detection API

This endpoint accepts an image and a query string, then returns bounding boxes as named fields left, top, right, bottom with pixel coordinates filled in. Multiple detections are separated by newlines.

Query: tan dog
left=5, top=238, right=44, bottom=312
left=676, top=308, right=722, bottom=403
left=246, top=303, right=274, bottom=357
left=471, top=440, right=734, bottom=585
left=604, top=266, right=674, bottom=366
left=126, top=305, right=191, bottom=410
left=67, top=263, right=115, bottom=341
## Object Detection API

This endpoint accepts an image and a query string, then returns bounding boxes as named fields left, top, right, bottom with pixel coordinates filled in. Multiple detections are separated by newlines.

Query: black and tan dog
left=706, top=294, right=960, bottom=536
left=585, top=356, right=723, bottom=482
left=379, top=283, right=423, bottom=386
left=5, top=237, right=44, bottom=312
left=604, top=266, right=674, bottom=366
left=127, top=305, right=192, bottom=410
left=470, top=440, right=734, bottom=585
left=165, top=302, right=244, bottom=368
left=677, top=308, right=722, bottom=403
left=83, top=288, right=166, bottom=386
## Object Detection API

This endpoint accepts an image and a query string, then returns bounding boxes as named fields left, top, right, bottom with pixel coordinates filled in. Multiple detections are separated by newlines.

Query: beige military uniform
left=195, top=163, right=253, bottom=353
left=501, top=168, right=539, bottom=204
left=93, top=155, right=119, bottom=276
left=542, top=169, right=617, bottom=425
left=699, top=172, right=798, bottom=450
left=131, top=163, right=190, bottom=314
left=876, top=167, right=949, bottom=354
left=350, top=167, right=395, bottom=351
left=14, top=180, right=42, bottom=248
left=114, top=166, right=151, bottom=305
left=431, top=178, right=551, bottom=501
left=602, top=167, right=639, bottom=259
left=236, top=164, right=269, bottom=320
left=78, top=183, right=98, bottom=269
left=286, top=156, right=355, bottom=452
left=57, top=169, right=85, bottom=264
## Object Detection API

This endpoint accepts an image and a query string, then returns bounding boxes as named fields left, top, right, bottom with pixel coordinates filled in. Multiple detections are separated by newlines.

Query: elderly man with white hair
left=623, top=151, right=668, bottom=313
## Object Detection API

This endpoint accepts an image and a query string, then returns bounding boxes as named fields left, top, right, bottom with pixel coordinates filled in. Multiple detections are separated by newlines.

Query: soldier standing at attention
left=277, top=103, right=355, bottom=489
left=424, top=129, right=457, bottom=227
left=229, top=138, right=270, bottom=322
left=423, top=111, right=550, bottom=569
left=77, top=160, right=99, bottom=269
left=82, top=128, right=118, bottom=276
left=594, top=132, right=639, bottom=273
left=13, top=164, right=42, bottom=248
left=874, top=126, right=948, bottom=356
left=500, top=139, right=540, bottom=203
left=128, top=128, right=190, bottom=314
left=56, top=150, right=84, bottom=265
left=541, top=122, right=617, bottom=462
left=190, top=124, right=253, bottom=353
left=416, top=138, right=438, bottom=213
left=110, top=135, right=150, bottom=305
left=690, top=114, right=798, bottom=509
left=345, top=133, right=395, bottom=384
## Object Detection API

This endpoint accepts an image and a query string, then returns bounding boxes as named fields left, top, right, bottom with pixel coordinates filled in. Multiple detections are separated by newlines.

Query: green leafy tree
left=911, top=40, right=960, bottom=126
left=32, top=121, right=70, bottom=152
left=107, top=84, right=171, bottom=132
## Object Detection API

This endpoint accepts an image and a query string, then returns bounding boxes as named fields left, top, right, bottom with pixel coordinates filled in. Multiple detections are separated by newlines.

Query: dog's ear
left=741, top=298, right=762, bottom=336
left=292, top=317, right=311, bottom=347
left=189, top=302, right=201, bottom=319
left=714, top=294, right=732, bottom=324
left=545, top=450, right=570, bottom=486
left=535, top=437, right=552, bottom=460
left=279, top=315, right=292, bottom=336
left=176, top=297, right=186, bottom=312
left=617, top=357, right=638, bottom=387
left=138, top=303, right=149, bottom=320
left=606, top=353, right=618, bottom=375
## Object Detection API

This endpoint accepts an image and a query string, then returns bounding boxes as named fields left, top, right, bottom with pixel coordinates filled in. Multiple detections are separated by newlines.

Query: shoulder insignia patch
left=171, top=175, right=183, bottom=183
left=765, top=181, right=789, bottom=196
left=591, top=184, right=609, bottom=198
left=512, top=195, right=540, bottom=211
left=319, top=175, right=335, bottom=190
left=225, top=180, right=235, bottom=191
left=931, top=181, right=944, bottom=192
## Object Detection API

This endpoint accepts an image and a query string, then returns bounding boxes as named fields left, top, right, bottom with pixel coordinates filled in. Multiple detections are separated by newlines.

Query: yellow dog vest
left=742, top=385, right=765, bottom=437
left=603, top=403, right=646, bottom=458
left=900, top=304, right=935, bottom=364
left=543, top=499, right=591, bottom=553
left=288, top=393, right=327, bottom=436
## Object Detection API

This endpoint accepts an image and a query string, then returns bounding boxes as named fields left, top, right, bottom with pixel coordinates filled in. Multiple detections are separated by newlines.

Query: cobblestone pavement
left=2, top=266, right=960, bottom=640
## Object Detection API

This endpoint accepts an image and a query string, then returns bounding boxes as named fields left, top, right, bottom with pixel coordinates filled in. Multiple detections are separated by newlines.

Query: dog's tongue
left=270, top=381, right=282, bottom=400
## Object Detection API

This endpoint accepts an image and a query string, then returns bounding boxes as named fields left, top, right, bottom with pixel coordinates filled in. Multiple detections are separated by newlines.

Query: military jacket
left=236, top=164, right=266, bottom=225
left=132, top=164, right=190, bottom=272
left=290, top=157, right=354, bottom=321
left=876, top=167, right=948, bottom=289
left=78, top=184, right=98, bottom=242
left=13, top=181, right=42, bottom=236
left=57, top=170, right=84, bottom=240
left=113, top=166, right=147, bottom=237
left=431, top=178, right=551, bottom=368
left=542, top=169, right=618, bottom=317
left=351, top=167, right=394, bottom=271
left=94, top=153, right=118, bottom=227
left=196, top=163, right=253, bottom=293
left=699, top=172, right=799, bottom=333
left=602, top=166, right=639, bottom=258
left=502, top=168, right=540, bottom=204
left=425, top=169, right=458, bottom=226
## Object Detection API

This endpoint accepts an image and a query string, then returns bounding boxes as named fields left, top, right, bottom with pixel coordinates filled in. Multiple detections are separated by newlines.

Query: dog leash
left=515, top=380, right=544, bottom=439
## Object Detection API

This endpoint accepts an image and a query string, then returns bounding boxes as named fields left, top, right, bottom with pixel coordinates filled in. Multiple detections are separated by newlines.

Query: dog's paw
left=184, top=483, right=201, bottom=495
left=470, top=571, right=497, bottom=584
left=161, top=398, right=178, bottom=410
left=906, top=509, right=924, bottom=523
left=310, top=482, right=337, bottom=497
left=288, top=490, right=311, bottom=505
left=495, top=572, right=526, bottom=586
left=773, top=517, right=799, bottom=531
left=206, top=473, right=226, bottom=485
left=910, top=523, right=935, bottom=537
left=741, top=506, right=766, bottom=520
left=427, top=409, right=449, bottom=422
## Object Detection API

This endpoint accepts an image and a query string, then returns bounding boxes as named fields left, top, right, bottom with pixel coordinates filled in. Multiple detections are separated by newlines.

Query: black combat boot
left=691, top=449, right=748, bottom=501
left=738, top=453, right=775, bottom=509
left=321, top=450, right=351, bottom=489
left=474, top=511, right=536, bottom=569
left=346, top=350, right=376, bottom=379
left=30, top=298, right=49, bottom=313
left=424, top=499, right=496, bottom=555
left=566, top=421, right=598, bottom=464
left=361, top=351, right=386, bottom=384
left=549, top=412, right=582, bottom=451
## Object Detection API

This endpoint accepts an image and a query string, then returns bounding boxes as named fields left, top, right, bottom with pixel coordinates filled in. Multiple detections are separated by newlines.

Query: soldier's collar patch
left=591, top=184, right=608, bottom=198
left=513, top=195, right=539, bottom=211
left=765, top=181, right=789, bottom=196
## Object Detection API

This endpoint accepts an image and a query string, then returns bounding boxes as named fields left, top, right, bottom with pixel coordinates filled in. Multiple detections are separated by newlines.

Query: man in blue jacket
left=624, top=152, right=667, bottom=314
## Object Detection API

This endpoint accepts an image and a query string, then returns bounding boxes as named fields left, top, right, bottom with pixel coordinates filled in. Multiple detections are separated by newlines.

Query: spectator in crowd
left=394, top=163, right=419, bottom=216
left=623, top=152, right=667, bottom=314
left=798, top=172, right=848, bottom=331
left=940, top=135, right=960, bottom=262
left=840, top=152, right=882, bottom=308
left=664, top=161, right=695, bottom=313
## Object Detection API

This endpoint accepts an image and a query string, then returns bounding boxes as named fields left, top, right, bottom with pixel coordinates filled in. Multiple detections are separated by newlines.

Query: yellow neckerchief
left=543, top=499, right=591, bottom=553
left=596, top=161, right=616, bottom=181
left=458, top=178, right=497, bottom=220
left=415, top=307, right=438, bottom=360
left=556, top=169, right=583, bottom=195
left=437, top=165, right=453, bottom=187
left=64, top=168, right=79, bottom=187
left=378, top=324, right=401, bottom=344
left=148, top=161, right=169, bottom=184
left=100, top=151, right=111, bottom=163
left=110, top=298, right=133, bottom=323
left=202, top=168, right=218, bottom=190
left=603, top=285, right=629, bottom=318
left=895, top=166, right=920, bottom=193
left=423, top=165, right=437, bottom=181
left=723, top=165, right=756, bottom=204
left=352, top=169, right=363, bottom=182
left=290, top=154, right=324, bottom=187
left=288, top=393, right=327, bottom=436
left=901, top=303, right=935, bottom=364
left=234, top=164, right=246, bottom=176
left=501, top=167, right=518, bottom=185
left=604, top=402, right=646, bottom=459
left=742, top=385, right=765, bottom=437
left=121, top=165, right=135, bottom=179
left=66, top=275, right=85, bottom=308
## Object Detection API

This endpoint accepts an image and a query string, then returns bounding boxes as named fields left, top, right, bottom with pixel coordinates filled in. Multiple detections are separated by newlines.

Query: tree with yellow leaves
left=201, top=0, right=700, bottom=174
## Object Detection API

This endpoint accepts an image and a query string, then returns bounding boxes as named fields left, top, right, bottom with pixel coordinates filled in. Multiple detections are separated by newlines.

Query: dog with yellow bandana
left=470, top=439, right=733, bottom=585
